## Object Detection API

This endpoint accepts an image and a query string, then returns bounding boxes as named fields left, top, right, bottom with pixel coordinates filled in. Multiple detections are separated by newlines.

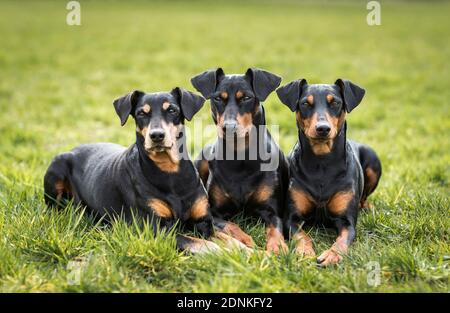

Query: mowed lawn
left=0, top=0, right=449, bottom=292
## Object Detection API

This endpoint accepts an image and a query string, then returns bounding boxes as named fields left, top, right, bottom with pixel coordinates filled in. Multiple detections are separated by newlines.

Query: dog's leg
left=176, top=234, right=221, bottom=254
left=260, top=209, right=288, bottom=254
left=194, top=150, right=210, bottom=186
left=265, top=221, right=288, bottom=255
left=212, top=231, right=253, bottom=252
left=317, top=216, right=356, bottom=266
left=185, top=198, right=247, bottom=251
left=289, top=222, right=316, bottom=258
left=213, top=217, right=255, bottom=248
left=358, top=145, right=382, bottom=209
left=285, top=187, right=316, bottom=257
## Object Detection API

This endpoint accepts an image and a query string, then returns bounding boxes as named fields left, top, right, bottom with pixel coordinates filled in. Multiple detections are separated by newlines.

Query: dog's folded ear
left=190, top=68, right=225, bottom=99
left=171, top=87, right=206, bottom=121
left=276, top=79, right=307, bottom=112
left=335, top=79, right=365, bottom=113
left=113, top=90, right=144, bottom=126
left=245, top=68, right=282, bottom=101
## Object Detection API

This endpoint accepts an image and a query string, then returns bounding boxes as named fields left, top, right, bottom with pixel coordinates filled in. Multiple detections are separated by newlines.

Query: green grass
left=0, top=0, right=449, bottom=292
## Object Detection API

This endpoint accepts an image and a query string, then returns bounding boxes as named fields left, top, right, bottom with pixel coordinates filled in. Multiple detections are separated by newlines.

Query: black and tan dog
left=191, top=68, right=290, bottom=254
left=277, top=78, right=381, bottom=265
left=44, top=88, right=225, bottom=253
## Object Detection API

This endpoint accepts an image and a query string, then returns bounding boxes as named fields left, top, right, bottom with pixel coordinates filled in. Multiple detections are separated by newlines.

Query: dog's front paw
left=185, top=239, right=222, bottom=255
left=213, top=231, right=253, bottom=253
left=360, top=200, right=373, bottom=210
left=295, top=243, right=316, bottom=258
left=221, top=223, right=255, bottom=248
left=317, top=248, right=342, bottom=266
left=266, top=238, right=288, bottom=255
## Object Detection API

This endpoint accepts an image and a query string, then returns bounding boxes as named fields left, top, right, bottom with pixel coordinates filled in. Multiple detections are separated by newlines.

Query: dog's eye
left=137, top=111, right=146, bottom=117
left=168, top=108, right=177, bottom=114
left=301, top=102, right=309, bottom=107
left=214, top=96, right=222, bottom=102
left=242, top=96, right=252, bottom=101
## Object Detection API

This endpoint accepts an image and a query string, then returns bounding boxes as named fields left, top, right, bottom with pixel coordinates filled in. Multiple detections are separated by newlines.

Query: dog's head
left=113, top=88, right=205, bottom=165
left=277, top=79, right=365, bottom=155
left=191, top=68, right=281, bottom=138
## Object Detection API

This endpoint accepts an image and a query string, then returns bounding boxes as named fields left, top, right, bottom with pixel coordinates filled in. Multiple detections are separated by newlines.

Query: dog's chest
left=132, top=174, right=201, bottom=221
left=296, top=163, right=341, bottom=202
left=210, top=165, right=267, bottom=210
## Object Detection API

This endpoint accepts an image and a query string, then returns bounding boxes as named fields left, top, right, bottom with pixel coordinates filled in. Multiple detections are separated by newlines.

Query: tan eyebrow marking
left=326, top=95, right=334, bottom=103
left=306, top=95, right=314, bottom=105
left=236, top=91, right=244, bottom=99
left=143, top=104, right=151, bottom=113
left=162, top=101, right=170, bottom=110
left=220, top=91, right=228, bottom=100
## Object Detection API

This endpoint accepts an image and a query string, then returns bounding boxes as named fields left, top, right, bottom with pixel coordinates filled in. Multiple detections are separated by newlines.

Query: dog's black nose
left=150, top=129, right=165, bottom=143
left=222, top=121, right=237, bottom=135
left=316, top=122, right=331, bottom=137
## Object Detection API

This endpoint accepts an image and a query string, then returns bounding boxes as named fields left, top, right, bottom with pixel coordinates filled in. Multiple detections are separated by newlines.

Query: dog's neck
left=297, top=122, right=348, bottom=172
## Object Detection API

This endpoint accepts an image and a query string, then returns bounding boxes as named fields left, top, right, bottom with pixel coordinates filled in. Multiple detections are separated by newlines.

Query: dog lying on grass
left=43, top=87, right=243, bottom=254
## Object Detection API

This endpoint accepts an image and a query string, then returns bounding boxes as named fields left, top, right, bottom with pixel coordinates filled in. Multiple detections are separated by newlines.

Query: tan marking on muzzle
left=325, top=111, right=345, bottom=139
left=149, top=151, right=179, bottom=172
left=310, top=142, right=333, bottom=155
left=145, top=121, right=182, bottom=172
left=139, top=126, right=149, bottom=138
left=161, top=120, right=181, bottom=148
left=147, top=198, right=173, bottom=218
left=327, top=191, right=354, bottom=216
left=305, top=111, right=346, bottom=155
left=299, top=112, right=336, bottom=155
left=236, top=112, right=253, bottom=136
left=301, top=112, right=318, bottom=138
left=190, top=196, right=209, bottom=220
left=216, top=112, right=225, bottom=137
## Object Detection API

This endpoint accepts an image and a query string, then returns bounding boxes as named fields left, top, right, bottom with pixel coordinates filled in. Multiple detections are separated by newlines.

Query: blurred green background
left=0, top=0, right=448, bottom=292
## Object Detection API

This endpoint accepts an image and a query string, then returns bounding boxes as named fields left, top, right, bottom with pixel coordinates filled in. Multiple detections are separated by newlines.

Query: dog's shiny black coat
left=191, top=68, right=289, bottom=252
left=277, top=79, right=382, bottom=264
left=44, top=88, right=214, bottom=251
